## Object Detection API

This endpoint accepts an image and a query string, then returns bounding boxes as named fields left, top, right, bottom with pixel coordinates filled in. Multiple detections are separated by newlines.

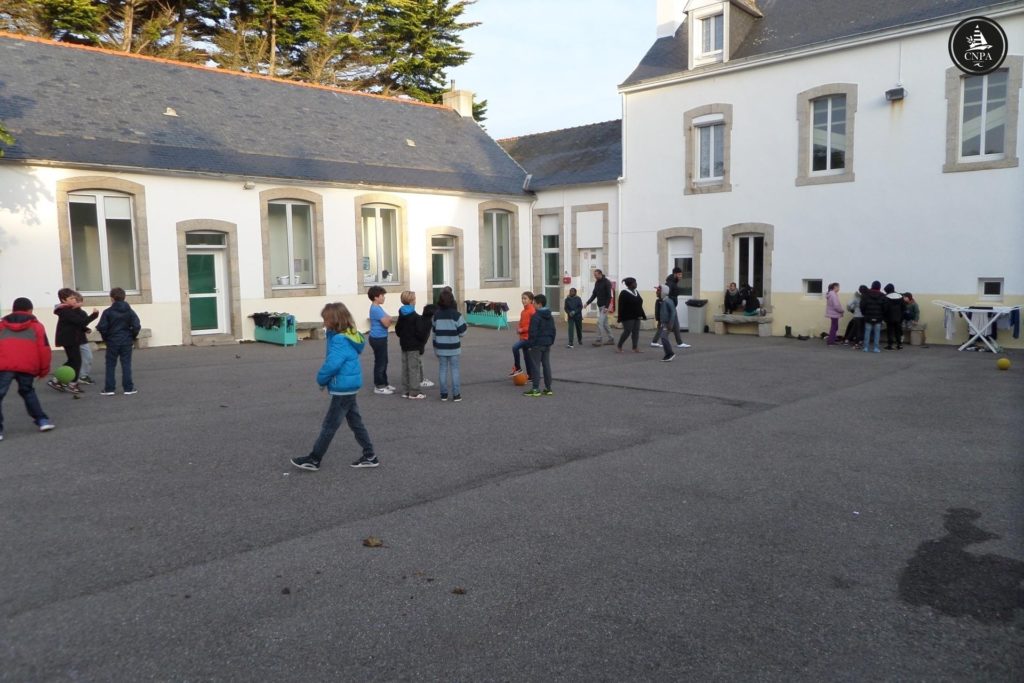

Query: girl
left=432, top=289, right=468, bottom=402
left=291, top=302, right=378, bottom=471
left=616, top=277, right=646, bottom=352
left=825, top=282, right=843, bottom=345
left=509, top=291, right=536, bottom=377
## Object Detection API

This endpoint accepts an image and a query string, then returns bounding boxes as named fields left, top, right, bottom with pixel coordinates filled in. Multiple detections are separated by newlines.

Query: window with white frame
left=796, top=84, right=857, bottom=186
left=736, top=235, right=765, bottom=298
left=979, top=278, right=1004, bottom=300
left=68, top=192, right=138, bottom=294
left=944, top=57, right=1021, bottom=173
left=483, top=209, right=511, bottom=279
left=961, top=71, right=1008, bottom=160
left=697, top=119, right=725, bottom=180
left=812, top=94, right=847, bottom=172
left=361, top=204, right=400, bottom=284
left=684, top=104, right=733, bottom=194
left=268, top=200, right=315, bottom=287
left=701, top=13, right=723, bottom=56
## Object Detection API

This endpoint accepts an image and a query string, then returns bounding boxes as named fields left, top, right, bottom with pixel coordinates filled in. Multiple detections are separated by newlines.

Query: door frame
left=187, top=249, right=228, bottom=334
left=176, top=220, right=242, bottom=345
left=425, top=227, right=464, bottom=307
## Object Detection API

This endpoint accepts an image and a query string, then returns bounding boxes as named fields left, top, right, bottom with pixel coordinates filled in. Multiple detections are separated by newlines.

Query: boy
left=394, top=291, right=429, bottom=399
left=96, top=287, right=142, bottom=395
left=0, top=297, right=56, bottom=437
left=564, top=287, right=583, bottom=348
left=49, top=287, right=97, bottom=394
left=657, top=285, right=677, bottom=362
left=524, top=293, right=556, bottom=397
left=366, top=285, right=395, bottom=394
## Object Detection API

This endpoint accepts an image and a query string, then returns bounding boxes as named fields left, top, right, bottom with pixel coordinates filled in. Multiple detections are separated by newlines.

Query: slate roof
left=623, top=0, right=1019, bottom=87
left=497, top=120, right=621, bottom=190
left=0, top=34, right=528, bottom=196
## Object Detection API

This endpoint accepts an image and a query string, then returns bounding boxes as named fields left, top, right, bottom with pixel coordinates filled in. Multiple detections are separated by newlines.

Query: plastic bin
left=685, top=299, right=708, bottom=334
left=252, top=313, right=297, bottom=346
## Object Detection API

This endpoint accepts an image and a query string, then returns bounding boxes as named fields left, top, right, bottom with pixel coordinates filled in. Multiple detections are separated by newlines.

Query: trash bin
left=685, top=299, right=708, bottom=334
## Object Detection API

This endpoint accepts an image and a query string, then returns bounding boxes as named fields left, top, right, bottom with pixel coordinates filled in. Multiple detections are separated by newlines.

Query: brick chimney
left=657, top=0, right=687, bottom=39
left=442, top=89, right=474, bottom=117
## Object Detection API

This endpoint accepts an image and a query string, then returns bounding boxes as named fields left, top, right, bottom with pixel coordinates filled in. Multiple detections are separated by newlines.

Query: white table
left=933, top=301, right=1020, bottom=353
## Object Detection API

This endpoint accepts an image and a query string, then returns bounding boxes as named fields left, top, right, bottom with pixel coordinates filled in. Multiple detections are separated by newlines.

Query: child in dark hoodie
left=49, top=287, right=98, bottom=394
left=524, top=293, right=556, bottom=397
left=859, top=281, right=887, bottom=353
left=395, top=291, right=430, bottom=400
left=883, top=283, right=906, bottom=350
left=95, top=287, right=142, bottom=395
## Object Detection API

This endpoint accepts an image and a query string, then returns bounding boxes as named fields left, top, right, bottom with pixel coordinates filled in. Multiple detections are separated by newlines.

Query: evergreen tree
left=0, top=122, right=13, bottom=157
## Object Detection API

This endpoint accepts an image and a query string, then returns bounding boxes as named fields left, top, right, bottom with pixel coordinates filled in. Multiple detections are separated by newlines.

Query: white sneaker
left=649, top=342, right=661, bottom=347
left=374, top=386, right=395, bottom=395
left=677, top=343, right=691, bottom=348
left=420, top=379, right=434, bottom=387
left=385, top=385, right=396, bottom=391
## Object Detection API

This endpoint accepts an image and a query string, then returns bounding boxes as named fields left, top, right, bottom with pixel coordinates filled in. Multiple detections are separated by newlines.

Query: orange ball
left=512, top=372, right=529, bottom=386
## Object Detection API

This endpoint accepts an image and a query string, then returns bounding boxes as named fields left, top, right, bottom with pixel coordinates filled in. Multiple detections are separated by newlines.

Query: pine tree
left=0, top=122, right=13, bottom=157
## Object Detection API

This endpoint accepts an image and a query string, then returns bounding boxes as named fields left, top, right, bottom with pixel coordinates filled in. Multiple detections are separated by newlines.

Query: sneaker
left=123, top=390, right=138, bottom=395
left=351, top=456, right=380, bottom=468
left=420, top=379, right=435, bottom=387
left=406, top=393, right=426, bottom=400
left=453, top=394, right=462, bottom=402
left=66, top=384, right=83, bottom=394
left=591, top=340, right=604, bottom=347
left=567, top=344, right=574, bottom=348
left=0, top=432, right=4, bottom=441
left=385, top=385, right=396, bottom=392
left=541, top=389, right=553, bottom=396
left=290, top=455, right=320, bottom=471
left=677, top=343, right=691, bottom=348
left=662, top=354, right=676, bottom=362
left=508, top=368, right=523, bottom=377
left=46, top=379, right=66, bottom=393
left=373, top=386, right=395, bottom=395
left=650, top=342, right=661, bottom=347
left=37, top=419, right=55, bottom=432
left=100, top=390, right=116, bottom=396
left=440, top=394, right=448, bottom=401
left=78, top=375, right=94, bottom=385
left=523, top=388, right=542, bottom=397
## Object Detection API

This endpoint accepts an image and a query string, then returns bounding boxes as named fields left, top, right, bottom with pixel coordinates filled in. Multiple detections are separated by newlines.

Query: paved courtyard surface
left=1, top=327, right=1022, bottom=681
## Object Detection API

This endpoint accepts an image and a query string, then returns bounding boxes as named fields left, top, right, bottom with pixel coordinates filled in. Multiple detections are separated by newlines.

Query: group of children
left=0, top=287, right=141, bottom=440
left=828, top=281, right=925, bottom=352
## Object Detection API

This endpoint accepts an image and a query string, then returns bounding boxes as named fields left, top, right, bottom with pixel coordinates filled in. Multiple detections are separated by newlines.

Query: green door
left=187, top=254, right=218, bottom=331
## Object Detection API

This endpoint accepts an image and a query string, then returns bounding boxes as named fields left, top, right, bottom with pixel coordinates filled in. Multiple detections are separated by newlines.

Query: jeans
left=529, top=345, right=552, bottom=390
left=309, top=394, right=374, bottom=462
left=401, top=350, right=423, bottom=395
left=0, top=371, right=49, bottom=433
left=827, top=317, right=840, bottom=344
left=437, top=353, right=461, bottom=396
left=618, top=319, right=641, bottom=350
left=80, top=343, right=93, bottom=378
left=512, top=339, right=535, bottom=376
left=567, top=316, right=583, bottom=345
left=863, top=322, right=882, bottom=351
left=369, top=335, right=389, bottom=388
left=596, top=306, right=613, bottom=342
left=660, top=325, right=675, bottom=357
left=652, top=316, right=682, bottom=345
left=104, top=342, right=134, bottom=392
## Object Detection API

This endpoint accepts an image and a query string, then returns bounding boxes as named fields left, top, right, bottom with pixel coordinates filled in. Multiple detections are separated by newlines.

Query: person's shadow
left=899, top=508, right=1024, bottom=625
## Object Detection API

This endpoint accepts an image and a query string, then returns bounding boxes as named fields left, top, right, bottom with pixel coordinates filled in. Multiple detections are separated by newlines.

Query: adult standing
left=585, top=269, right=615, bottom=346
left=615, top=277, right=646, bottom=353
left=859, top=281, right=887, bottom=353
left=825, top=282, right=844, bottom=345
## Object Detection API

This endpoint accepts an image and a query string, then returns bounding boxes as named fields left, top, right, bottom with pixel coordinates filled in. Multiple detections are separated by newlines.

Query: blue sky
left=447, top=1, right=656, bottom=140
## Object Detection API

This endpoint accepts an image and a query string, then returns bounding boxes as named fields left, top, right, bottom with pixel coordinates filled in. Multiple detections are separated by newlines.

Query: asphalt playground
left=1, top=326, right=1022, bottom=681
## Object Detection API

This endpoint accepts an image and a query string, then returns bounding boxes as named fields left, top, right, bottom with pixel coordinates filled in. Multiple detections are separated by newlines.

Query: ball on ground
left=54, top=366, right=75, bottom=384
left=996, top=357, right=1011, bottom=371
left=512, top=372, right=529, bottom=386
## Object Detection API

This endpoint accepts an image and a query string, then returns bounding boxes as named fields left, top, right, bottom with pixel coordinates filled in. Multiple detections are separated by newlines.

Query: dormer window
left=689, top=3, right=727, bottom=67
left=701, top=13, right=723, bottom=57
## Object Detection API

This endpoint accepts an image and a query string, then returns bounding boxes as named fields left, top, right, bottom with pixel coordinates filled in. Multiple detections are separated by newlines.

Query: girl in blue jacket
left=291, top=303, right=378, bottom=471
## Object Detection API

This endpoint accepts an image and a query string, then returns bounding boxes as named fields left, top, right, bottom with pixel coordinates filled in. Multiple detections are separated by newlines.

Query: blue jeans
left=437, top=354, right=461, bottom=396
left=0, top=371, right=49, bottom=433
left=512, top=339, right=535, bottom=376
left=309, top=394, right=374, bottom=462
left=369, top=335, right=389, bottom=388
left=104, top=342, right=134, bottom=392
left=863, top=322, right=881, bottom=351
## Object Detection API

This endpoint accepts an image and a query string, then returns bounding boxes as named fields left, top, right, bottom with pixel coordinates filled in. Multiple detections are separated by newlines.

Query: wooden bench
left=295, top=322, right=325, bottom=340
left=713, top=314, right=774, bottom=337
left=86, top=328, right=152, bottom=349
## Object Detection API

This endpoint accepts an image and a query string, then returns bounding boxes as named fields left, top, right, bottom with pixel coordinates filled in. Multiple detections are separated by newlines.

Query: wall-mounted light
left=885, top=85, right=907, bottom=102
left=243, top=181, right=256, bottom=190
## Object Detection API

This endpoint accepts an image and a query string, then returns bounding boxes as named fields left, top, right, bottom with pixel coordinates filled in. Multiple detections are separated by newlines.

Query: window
left=796, top=84, right=857, bottom=186
left=361, top=204, right=400, bottom=284
left=484, top=209, right=511, bottom=279
left=67, top=192, right=138, bottom=294
left=737, top=235, right=764, bottom=297
left=701, top=13, right=723, bottom=56
left=812, top=95, right=846, bottom=172
left=684, top=104, right=732, bottom=194
left=961, top=71, right=1007, bottom=160
left=944, top=57, right=1022, bottom=173
left=269, top=201, right=315, bottom=287
left=979, top=278, right=1003, bottom=300
left=689, top=5, right=726, bottom=67
left=804, top=279, right=823, bottom=295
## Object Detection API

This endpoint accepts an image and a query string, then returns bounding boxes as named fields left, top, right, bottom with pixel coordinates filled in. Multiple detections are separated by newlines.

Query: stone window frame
left=56, top=176, right=153, bottom=306
left=943, top=56, right=1022, bottom=173
left=352, top=193, right=408, bottom=295
left=722, top=222, right=774, bottom=310
left=176, top=219, right=242, bottom=345
left=684, top=104, right=733, bottom=195
left=656, top=227, right=703, bottom=300
left=259, top=188, right=327, bottom=299
left=796, top=83, right=858, bottom=186
left=478, top=200, right=520, bottom=290
left=425, top=226, right=465, bottom=303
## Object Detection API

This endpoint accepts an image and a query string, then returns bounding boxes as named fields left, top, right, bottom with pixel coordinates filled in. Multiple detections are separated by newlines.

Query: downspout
left=616, top=90, right=626, bottom=282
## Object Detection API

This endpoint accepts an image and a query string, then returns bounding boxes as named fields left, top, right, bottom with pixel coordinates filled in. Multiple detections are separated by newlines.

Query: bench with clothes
left=713, top=313, right=773, bottom=337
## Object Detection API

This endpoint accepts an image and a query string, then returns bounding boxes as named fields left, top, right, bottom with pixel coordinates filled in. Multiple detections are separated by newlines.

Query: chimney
left=442, top=89, right=474, bottom=118
left=656, top=0, right=687, bottom=39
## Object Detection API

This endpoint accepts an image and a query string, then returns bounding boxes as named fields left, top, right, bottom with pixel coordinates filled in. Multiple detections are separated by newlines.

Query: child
left=509, top=291, right=536, bottom=377
left=394, top=291, right=429, bottom=399
left=903, top=292, right=927, bottom=348
left=432, top=289, right=467, bottom=402
left=366, top=285, right=395, bottom=395
left=657, top=285, right=678, bottom=362
left=524, top=294, right=556, bottom=396
left=291, top=302, right=378, bottom=471
left=564, top=287, right=583, bottom=348
left=74, top=293, right=96, bottom=384
left=825, top=282, right=843, bottom=345
left=0, top=297, right=56, bottom=437
left=883, top=283, right=906, bottom=350
left=95, top=287, right=142, bottom=395
left=48, top=287, right=98, bottom=394
left=844, top=285, right=866, bottom=349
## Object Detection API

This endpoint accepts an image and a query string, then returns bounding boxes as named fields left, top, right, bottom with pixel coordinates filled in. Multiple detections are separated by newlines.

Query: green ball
left=54, top=366, right=76, bottom=384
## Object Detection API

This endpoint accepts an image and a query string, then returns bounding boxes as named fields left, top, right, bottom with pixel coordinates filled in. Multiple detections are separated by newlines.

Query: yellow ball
left=996, top=357, right=1011, bottom=371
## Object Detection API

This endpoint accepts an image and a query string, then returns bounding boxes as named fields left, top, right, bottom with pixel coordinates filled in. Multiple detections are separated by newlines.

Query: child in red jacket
left=0, top=297, right=55, bottom=438
left=509, top=291, right=536, bottom=378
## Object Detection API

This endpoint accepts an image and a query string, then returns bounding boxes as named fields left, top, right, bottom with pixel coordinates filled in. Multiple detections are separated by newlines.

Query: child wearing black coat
left=395, top=291, right=431, bottom=399
left=48, top=287, right=98, bottom=394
